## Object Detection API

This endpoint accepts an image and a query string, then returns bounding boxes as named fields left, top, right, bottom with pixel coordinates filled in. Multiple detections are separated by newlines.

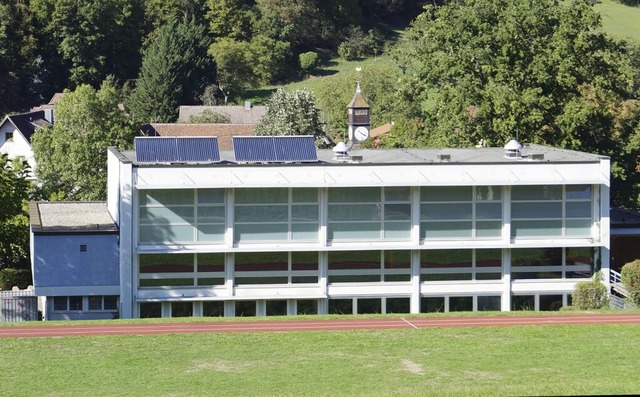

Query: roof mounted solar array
left=135, top=137, right=221, bottom=164
left=233, top=136, right=318, bottom=163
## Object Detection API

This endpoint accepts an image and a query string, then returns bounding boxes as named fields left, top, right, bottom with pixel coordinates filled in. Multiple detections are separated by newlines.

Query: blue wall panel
left=32, top=234, right=119, bottom=287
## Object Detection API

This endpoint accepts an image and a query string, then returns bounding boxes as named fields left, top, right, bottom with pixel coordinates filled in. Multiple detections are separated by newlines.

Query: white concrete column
left=119, top=161, right=134, bottom=318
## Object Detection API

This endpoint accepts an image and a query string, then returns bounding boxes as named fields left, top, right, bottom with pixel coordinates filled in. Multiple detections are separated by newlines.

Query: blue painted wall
left=33, top=234, right=119, bottom=287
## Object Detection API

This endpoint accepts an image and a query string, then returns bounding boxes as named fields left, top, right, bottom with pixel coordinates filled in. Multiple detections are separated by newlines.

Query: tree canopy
left=392, top=0, right=640, bottom=208
left=31, top=80, right=137, bottom=201
left=255, top=88, right=326, bottom=144
left=127, top=18, right=214, bottom=123
left=0, top=154, right=31, bottom=270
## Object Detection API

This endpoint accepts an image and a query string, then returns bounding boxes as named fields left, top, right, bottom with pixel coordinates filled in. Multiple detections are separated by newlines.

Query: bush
left=621, top=259, right=640, bottom=305
left=571, top=271, right=609, bottom=310
left=299, top=51, right=319, bottom=73
left=0, top=267, right=32, bottom=290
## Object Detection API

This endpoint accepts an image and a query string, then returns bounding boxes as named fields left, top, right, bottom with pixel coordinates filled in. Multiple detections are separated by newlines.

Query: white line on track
left=401, top=317, right=418, bottom=329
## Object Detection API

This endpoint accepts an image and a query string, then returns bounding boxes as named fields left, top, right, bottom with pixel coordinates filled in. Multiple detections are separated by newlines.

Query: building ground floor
left=41, top=246, right=603, bottom=320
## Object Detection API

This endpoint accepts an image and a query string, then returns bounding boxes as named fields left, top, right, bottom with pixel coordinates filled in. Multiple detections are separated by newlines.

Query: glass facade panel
left=511, top=220, right=562, bottom=237
left=328, top=299, right=353, bottom=314
left=476, top=221, right=502, bottom=237
left=140, top=189, right=193, bottom=206
left=198, top=189, right=224, bottom=204
left=139, top=302, right=161, bottom=318
left=478, top=296, right=501, bottom=311
left=421, top=297, right=445, bottom=313
left=421, top=186, right=471, bottom=201
left=292, top=188, right=318, bottom=202
left=512, top=202, right=562, bottom=218
left=421, top=203, right=472, bottom=220
left=512, top=295, right=535, bottom=311
left=386, top=298, right=410, bottom=313
left=358, top=298, right=382, bottom=314
left=297, top=300, right=318, bottom=315
left=449, top=296, right=472, bottom=312
left=266, top=300, right=287, bottom=316
left=383, top=222, right=411, bottom=239
left=235, top=205, right=288, bottom=222
left=476, top=186, right=501, bottom=200
left=140, top=254, right=194, bottom=273
left=421, top=221, right=472, bottom=238
left=235, top=188, right=286, bottom=204
left=329, top=187, right=379, bottom=203
left=203, top=301, right=224, bottom=317
left=476, top=202, right=502, bottom=219
left=566, top=185, right=591, bottom=200
left=234, top=224, right=288, bottom=241
left=329, top=222, right=381, bottom=240
left=566, top=202, right=591, bottom=218
left=172, top=302, right=192, bottom=317
left=385, top=187, right=411, bottom=201
left=512, top=186, right=561, bottom=201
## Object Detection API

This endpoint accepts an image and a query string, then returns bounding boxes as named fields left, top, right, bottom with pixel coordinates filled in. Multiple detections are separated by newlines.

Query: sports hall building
left=29, top=134, right=610, bottom=320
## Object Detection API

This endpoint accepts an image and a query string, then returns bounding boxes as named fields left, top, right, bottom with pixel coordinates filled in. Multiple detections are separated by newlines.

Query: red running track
left=1, top=313, right=639, bottom=338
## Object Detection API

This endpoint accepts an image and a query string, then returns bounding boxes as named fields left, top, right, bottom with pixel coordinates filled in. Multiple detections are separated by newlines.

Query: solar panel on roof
left=135, top=137, right=220, bottom=163
left=233, top=136, right=318, bottom=163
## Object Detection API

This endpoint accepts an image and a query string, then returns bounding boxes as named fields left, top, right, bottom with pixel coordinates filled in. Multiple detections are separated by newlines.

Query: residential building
left=0, top=109, right=53, bottom=177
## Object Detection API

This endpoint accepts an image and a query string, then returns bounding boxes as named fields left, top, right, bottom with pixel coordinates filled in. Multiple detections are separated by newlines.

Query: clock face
left=354, top=126, right=369, bottom=142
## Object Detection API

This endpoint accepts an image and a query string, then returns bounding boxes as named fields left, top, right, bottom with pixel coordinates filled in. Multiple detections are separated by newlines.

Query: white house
left=0, top=109, right=53, bottom=178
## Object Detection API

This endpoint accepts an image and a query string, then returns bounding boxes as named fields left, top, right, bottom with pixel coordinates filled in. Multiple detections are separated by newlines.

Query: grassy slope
left=247, top=1, right=640, bottom=105
left=596, top=0, right=640, bottom=43
left=2, top=324, right=639, bottom=396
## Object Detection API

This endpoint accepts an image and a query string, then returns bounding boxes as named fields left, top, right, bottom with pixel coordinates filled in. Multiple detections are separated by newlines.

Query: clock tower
left=347, top=82, right=370, bottom=143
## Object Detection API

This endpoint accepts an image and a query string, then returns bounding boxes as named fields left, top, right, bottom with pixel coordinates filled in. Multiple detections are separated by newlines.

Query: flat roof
left=115, top=143, right=607, bottom=166
left=29, top=202, right=118, bottom=233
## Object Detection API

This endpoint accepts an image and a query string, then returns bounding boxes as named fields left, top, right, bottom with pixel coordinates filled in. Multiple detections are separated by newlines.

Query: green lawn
left=2, top=321, right=639, bottom=396
left=596, top=0, right=640, bottom=43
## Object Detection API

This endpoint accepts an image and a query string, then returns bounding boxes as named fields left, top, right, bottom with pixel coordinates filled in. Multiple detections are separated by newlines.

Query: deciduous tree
left=393, top=0, right=640, bottom=208
left=32, top=80, right=137, bottom=201
left=255, top=88, right=326, bottom=143
left=0, top=154, right=31, bottom=271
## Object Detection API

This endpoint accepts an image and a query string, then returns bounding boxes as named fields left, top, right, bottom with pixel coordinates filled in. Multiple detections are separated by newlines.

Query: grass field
left=2, top=320, right=639, bottom=396
left=596, top=0, right=640, bottom=43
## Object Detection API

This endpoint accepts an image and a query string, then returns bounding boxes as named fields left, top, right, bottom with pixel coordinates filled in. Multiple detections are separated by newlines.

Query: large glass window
left=234, top=188, right=318, bottom=242
left=139, top=189, right=225, bottom=243
left=511, top=247, right=594, bottom=280
left=328, top=250, right=411, bottom=283
left=234, top=252, right=319, bottom=285
left=420, top=249, right=502, bottom=281
left=511, top=185, right=592, bottom=238
left=138, top=253, right=225, bottom=288
left=328, top=187, right=411, bottom=241
left=420, top=186, right=502, bottom=239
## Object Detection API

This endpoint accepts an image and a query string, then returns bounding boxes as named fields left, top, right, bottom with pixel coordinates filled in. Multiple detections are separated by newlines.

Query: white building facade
left=107, top=140, right=610, bottom=318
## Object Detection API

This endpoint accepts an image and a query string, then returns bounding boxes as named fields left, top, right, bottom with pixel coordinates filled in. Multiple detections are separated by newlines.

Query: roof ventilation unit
left=437, top=153, right=450, bottom=162
left=504, top=139, right=522, bottom=159
left=332, top=141, right=351, bottom=162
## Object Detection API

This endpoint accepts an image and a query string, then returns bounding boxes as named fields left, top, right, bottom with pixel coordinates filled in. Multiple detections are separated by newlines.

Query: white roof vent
left=332, top=141, right=350, bottom=162
left=504, top=139, right=522, bottom=159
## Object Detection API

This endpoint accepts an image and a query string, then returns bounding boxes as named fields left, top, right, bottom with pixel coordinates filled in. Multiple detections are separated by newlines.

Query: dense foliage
left=255, top=88, right=325, bottom=142
left=0, top=154, right=30, bottom=270
left=0, top=0, right=419, bottom=115
left=571, top=272, right=610, bottom=310
left=390, top=0, right=640, bottom=208
left=31, top=80, right=137, bottom=200
left=127, top=18, right=214, bottom=123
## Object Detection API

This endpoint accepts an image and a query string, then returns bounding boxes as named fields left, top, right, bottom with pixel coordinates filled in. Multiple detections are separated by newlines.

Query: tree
left=0, top=154, right=31, bottom=271
left=127, top=18, right=215, bottom=123
left=0, top=0, right=42, bottom=113
left=208, top=38, right=256, bottom=104
left=299, top=51, right=319, bottom=74
left=393, top=0, right=640, bottom=208
left=205, top=0, right=252, bottom=40
left=255, top=88, right=325, bottom=143
left=30, top=0, right=145, bottom=88
left=31, top=80, right=137, bottom=201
